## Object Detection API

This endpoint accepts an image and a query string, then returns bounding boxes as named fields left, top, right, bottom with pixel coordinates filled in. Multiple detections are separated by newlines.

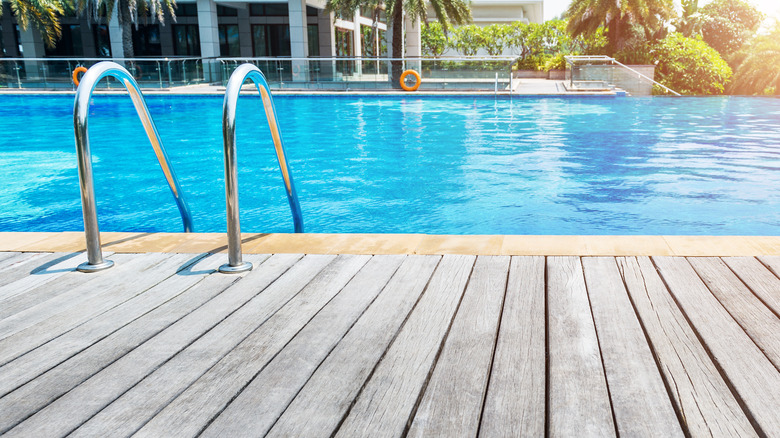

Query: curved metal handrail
left=74, top=61, right=194, bottom=272
left=219, top=63, right=304, bottom=273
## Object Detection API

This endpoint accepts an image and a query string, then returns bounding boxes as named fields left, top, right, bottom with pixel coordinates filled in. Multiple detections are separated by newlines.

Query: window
left=132, top=25, right=162, bottom=56
left=219, top=24, right=240, bottom=57
left=94, top=24, right=111, bottom=57
left=45, top=24, right=83, bottom=56
left=308, top=24, right=319, bottom=56
left=250, top=4, right=288, bottom=16
left=307, top=6, right=318, bottom=16
left=176, top=3, right=198, bottom=17
left=217, top=5, right=237, bottom=17
left=336, top=28, right=352, bottom=57
left=173, top=24, right=200, bottom=56
left=252, top=24, right=290, bottom=56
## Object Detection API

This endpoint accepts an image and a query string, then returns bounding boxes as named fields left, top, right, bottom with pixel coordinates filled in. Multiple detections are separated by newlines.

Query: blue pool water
left=1, top=94, right=779, bottom=235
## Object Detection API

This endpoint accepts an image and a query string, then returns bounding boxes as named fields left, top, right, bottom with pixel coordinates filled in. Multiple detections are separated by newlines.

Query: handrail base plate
left=78, top=259, right=115, bottom=272
left=219, top=261, right=253, bottom=274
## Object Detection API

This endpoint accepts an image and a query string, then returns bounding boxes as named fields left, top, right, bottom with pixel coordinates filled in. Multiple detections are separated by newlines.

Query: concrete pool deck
left=1, top=232, right=779, bottom=437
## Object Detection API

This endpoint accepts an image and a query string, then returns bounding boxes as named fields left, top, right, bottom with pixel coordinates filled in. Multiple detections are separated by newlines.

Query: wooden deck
left=1, top=250, right=779, bottom=437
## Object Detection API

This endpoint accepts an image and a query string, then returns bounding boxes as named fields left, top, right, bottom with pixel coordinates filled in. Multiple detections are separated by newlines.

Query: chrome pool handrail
left=219, top=63, right=304, bottom=274
left=74, top=61, right=193, bottom=272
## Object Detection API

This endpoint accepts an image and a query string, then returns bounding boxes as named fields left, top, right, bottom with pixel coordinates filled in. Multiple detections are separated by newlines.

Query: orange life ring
left=72, top=66, right=88, bottom=86
left=400, top=69, right=421, bottom=91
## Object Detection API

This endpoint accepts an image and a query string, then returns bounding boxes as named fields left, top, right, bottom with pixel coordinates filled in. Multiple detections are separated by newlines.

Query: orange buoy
left=72, top=66, right=88, bottom=86
left=399, top=69, right=421, bottom=91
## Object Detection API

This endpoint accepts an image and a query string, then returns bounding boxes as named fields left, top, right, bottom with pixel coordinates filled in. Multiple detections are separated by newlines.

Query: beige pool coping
left=2, top=232, right=780, bottom=256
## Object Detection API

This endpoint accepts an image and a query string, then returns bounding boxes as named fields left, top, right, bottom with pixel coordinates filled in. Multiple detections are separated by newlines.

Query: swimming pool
left=1, top=94, right=779, bottom=235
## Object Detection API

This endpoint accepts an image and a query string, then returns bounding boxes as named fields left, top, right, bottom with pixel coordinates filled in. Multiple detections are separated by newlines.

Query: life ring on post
left=400, top=69, right=421, bottom=91
left=72, top=66, right=88, bottom=86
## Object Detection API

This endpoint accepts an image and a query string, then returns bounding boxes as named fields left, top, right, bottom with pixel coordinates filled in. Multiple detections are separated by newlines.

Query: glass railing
left=0, top=57, right=206, bottom=89
left=0, top=56, right=517, bottom=91
left=217, top=57, right=517, bottom=91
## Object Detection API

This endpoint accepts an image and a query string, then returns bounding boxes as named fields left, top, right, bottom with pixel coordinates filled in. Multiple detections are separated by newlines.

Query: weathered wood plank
left=723, top=257, right=780, bottom=317
left=0, top=252, right=154, bottom=343
left=479, top=256, right=545, bottom=438
left=547, top=256, right=615, bottom=438
left=0, top=252, right=77, bottom=289
left=688, top=257, right=780, bottom=369
left=69, top=255, right=370, bottom=438
left=257, top=255, right=441, bottom=438
left=618, top=257, right=757, bottom=437
left=407, top=256, right=509, bottom=438
left=0, top=254, right=275, bottom=434
left=3, top=253, right=318, bottom=437
left=0, top=253, right=108, bottom=319
left=0, top=253, right=194, bottom=365
left=0, top=254, right=268, bottom=398
left=0, top=252, right=24, bottom=266
left=334, top=255, right=476, bottom=438
left=137, top=255, right=404, bottom=437
left=582, top=257, right=683, bottom=437
left=654, top=257, right=780, bottom=435
left=757, top=256, right=780, bottom=278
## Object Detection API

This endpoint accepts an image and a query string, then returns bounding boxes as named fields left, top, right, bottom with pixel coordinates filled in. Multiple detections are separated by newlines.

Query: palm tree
left=729, top=24, right=780, bottom=95
left=327, top=0, right=470, bottom=83
left=1, top=0, right=64, bottom=48
left=76, top=0, right=175, bottom=57
left=566, top=0, right=674, bottom=55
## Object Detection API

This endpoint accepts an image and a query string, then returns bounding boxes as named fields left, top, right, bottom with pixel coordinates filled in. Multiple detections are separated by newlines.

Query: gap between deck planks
left=0, top=252, right=779, bottom=437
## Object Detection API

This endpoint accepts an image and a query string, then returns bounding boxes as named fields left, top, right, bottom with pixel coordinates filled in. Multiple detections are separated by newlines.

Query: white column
left=317, top=10, right=336, bottom=80
left=287, top=0, right=309, bottom=81
left=19, top=27, right=45, bottom=82
left=108, top=7, right=125, bottom=59
left=404, top=14, right=421, bottom=72
left=197, top=0, right=220, bottom=81
left=352, top=10, right=362, bottom=76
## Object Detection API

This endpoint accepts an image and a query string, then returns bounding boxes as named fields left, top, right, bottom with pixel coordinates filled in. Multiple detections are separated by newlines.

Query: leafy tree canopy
left=651, top=32, right=732, bottom=94
left=700, top=0, right=763, bottom=56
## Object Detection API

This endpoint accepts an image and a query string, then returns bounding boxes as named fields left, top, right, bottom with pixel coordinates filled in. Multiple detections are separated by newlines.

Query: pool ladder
left=74, top=62, right=303, bottom=273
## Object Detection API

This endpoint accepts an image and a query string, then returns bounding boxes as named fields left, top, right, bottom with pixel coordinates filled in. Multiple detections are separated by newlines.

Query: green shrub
left=651, top=33, right=732, bottom=95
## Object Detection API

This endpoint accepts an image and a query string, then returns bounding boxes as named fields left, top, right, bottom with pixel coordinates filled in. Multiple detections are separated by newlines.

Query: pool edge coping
left=2, top=232, right=779, bottom=257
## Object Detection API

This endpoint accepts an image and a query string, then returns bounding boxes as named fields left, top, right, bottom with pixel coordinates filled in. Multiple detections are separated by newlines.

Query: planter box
left=548, top=70, right=565, bottom=80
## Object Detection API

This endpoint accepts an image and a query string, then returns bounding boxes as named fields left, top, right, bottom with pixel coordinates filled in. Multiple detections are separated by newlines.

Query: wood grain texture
left=546, top=256, right=615, bottom=438
left=4, top=253, right=313, bottom=437
left=408, top=256, right=510, bottom=438
left=71, top=254, right=369, bottom=438
left=0, top=254, right=272, bottom=435
left=479, top=256, right=545, bottom=438
left=688, top=257, right=780, bottom=369
left=335, top=255, right=476, bottom=438
left=0, top=252, right=85, bottom=308
left=260, top=255, right=441, bottom=438
left=758, top=256, right=780, bottom=278
left=723, top=257, right=780, bottom=317
left=0, top=253, right=186, bottom=364
left=136, top=255, right=400, bottom=437
left=619, top=257, right=758, bottom=437
left=654, top=256, right=780, bottom=436
left=0, top=253, right=59, bottom=287
left=0, top=253, right=258, bottom=398
left=582, top=257, right=683, bottom=438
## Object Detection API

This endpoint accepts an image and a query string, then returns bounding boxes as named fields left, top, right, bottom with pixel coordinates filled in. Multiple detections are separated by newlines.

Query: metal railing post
left=219, top=63, right=304, bottom=273
left=73, top=61, right=194, bottom=272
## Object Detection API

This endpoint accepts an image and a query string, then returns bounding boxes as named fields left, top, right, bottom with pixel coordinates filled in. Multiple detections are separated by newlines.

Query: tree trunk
left=607, top=15, right=621, bottom=56
left=390, top=0, right=403, bottom=88
left=122, top=21, right=134, bottom=58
